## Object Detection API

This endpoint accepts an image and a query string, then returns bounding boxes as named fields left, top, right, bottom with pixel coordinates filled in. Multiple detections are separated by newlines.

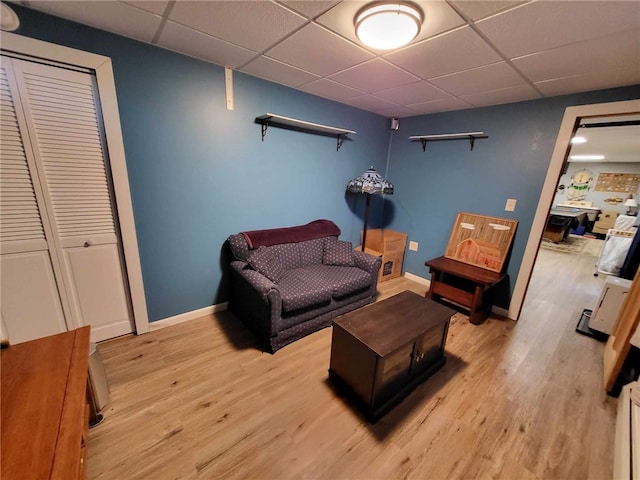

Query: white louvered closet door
left=0, top=61, right=68, bottom=343
left=1, top=56, right=134, bottom=343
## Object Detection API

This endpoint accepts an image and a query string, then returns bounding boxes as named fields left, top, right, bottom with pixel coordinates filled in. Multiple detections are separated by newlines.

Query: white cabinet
left=590, top=276, right=633, bottom=334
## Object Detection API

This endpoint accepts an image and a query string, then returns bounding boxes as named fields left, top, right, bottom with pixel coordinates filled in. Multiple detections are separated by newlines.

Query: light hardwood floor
left=88, top=244, right=615, bottom=480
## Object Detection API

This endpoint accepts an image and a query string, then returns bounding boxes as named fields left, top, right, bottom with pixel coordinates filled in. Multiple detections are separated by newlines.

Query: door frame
left=508, top=98, right=640, bottom=320
left=1, top=32, right=150, bottom=335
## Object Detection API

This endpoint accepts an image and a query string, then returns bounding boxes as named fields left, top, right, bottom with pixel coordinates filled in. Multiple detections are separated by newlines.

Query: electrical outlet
left=409, top=241, right=419, bottom=251
left=505, top=198, right=517, bottom=212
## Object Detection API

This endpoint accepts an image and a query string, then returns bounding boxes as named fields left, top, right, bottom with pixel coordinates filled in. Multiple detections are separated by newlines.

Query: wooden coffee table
left=329, top=290, right=455, bottom=422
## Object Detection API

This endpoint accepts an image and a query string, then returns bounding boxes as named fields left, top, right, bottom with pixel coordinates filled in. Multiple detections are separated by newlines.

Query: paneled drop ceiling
left=11, top=0, right=640, bottom=117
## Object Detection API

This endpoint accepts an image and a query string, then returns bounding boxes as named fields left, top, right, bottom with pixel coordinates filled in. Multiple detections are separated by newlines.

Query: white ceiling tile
left=280, top=1, right=339, bottom=19
left=169, top=1, right=307, bottom=52
left=157, top=21, right=257, bottom=69
left=534, top=72, right=640, bottom=98
left=513, top=30, right=640, bottom=84
left=121, top=1, right=168, bottom=16
left=430, top=61, right=525, bottom=96
left=476, top=1, right=640, bottom=58
left=375, top=81, right=449, bottom=105
left=449, top=1, right=525, bottom=21
left=342, top=95, right=398, bottom=112
left=316, top=0, right=465, bottom=52
left=460, top=84, right=540, bottom=107
left=266, top=23, right=374, bottom=76
left=406, top=97, right=472, bottom=115
left=328, top=59, right=419, bottom=93
left=385, top=27, right=502, bottom=79
left=240, top=56, right=320, bottom=87
left=376, top=106, right=422, bottom=118
left=299, top=79, right=364, bottom=101
left=26, top=1, right=162, bottom=42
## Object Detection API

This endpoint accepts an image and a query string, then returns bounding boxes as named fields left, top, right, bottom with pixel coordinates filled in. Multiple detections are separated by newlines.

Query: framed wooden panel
left=444, top=212, right=518, bottom=272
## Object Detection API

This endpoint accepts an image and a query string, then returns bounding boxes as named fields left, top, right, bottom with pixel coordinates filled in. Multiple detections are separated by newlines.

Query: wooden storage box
left=359, top=229, right=408, bottom=283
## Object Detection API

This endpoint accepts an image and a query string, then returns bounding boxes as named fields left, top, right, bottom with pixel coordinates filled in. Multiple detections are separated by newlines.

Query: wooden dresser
left=1, top=327, right=91, bottom=480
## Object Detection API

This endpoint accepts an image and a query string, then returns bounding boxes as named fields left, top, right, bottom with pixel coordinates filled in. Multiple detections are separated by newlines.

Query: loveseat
left=227, top=220, right=381, bottom=352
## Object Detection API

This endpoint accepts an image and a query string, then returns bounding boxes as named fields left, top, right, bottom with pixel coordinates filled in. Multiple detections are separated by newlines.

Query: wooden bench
left=425, top=256, right=507, bottom=325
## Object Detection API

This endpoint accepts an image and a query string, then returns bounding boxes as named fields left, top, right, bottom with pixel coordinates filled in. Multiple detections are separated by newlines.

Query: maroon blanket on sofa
left=241, top=219, right=341, bottom=248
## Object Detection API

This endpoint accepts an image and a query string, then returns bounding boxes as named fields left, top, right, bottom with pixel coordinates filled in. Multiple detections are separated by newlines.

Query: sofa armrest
left=231, top=261, right=277, bottom=293
left=229, top=261, right=284, bottom=336
left=353, top=250, right=382, bottom=276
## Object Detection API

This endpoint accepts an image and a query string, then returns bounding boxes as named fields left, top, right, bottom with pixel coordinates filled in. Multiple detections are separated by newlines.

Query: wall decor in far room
left=595, top=172, right=640, bottom=193
left=445, top=212, right=518, bottom=272
left=567, top=168, right=593, bottom=201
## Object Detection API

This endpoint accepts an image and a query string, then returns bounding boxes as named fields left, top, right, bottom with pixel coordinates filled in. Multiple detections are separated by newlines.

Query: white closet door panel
left=63, top=244, right=131, bottom=342
left=17, top=61, right=116, bottom=241
left=1, top=238, right=48, bottom=255
left=0, top=64, right=46, bottom=247
left=59, top=233, right=116, bottom=249
left=0, top=251, right=67, bottom=343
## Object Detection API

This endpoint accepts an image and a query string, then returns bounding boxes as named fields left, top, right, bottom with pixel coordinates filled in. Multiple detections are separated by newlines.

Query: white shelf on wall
left=255, top=113, right=356, bottom=151
left=409, top=132, right=488, bottom=152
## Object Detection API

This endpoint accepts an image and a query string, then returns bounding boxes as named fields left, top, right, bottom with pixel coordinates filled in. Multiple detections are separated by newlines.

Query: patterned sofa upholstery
left=227, top=220, right=382, bottom=352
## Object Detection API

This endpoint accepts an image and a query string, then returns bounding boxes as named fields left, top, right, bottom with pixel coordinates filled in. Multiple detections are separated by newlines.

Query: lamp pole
left=362, top=193, right=371, bottom=252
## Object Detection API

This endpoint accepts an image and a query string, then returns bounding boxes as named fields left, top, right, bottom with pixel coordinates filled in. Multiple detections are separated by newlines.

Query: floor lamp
left=346, top=166, right=394, bottom=252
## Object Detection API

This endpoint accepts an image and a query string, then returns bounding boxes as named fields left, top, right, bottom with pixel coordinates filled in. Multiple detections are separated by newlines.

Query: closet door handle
left=84, top=240, right=94, bottom=247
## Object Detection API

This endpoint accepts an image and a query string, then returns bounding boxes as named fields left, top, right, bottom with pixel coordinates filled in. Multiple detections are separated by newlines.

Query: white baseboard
left=149, top=302, right=228, bottom=331
left=492, top=305, right=512, bottom=319
left=404, top=271, right=430, bottom=286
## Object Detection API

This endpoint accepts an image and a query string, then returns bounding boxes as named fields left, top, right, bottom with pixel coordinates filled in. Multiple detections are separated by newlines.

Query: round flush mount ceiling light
left=355, top=2, right=423, bottom=50
left=1, top=2, right=20, bottom=32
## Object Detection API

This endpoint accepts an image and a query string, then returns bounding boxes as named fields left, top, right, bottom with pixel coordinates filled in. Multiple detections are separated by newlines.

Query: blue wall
left=386, top=88, right=639, bottom=306
left=9, top=5, right=640, bottom=317
left=11, top=5, right=389, bottom=321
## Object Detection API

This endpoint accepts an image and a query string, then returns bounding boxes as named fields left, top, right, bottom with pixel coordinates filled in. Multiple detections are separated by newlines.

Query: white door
left=0, top=56, right=134, bottom=343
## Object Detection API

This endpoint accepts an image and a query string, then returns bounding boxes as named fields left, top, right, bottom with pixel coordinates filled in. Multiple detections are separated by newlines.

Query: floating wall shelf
left=409, top=132, right=488, bottom=152
left=255, top=113, right=356, bottom=151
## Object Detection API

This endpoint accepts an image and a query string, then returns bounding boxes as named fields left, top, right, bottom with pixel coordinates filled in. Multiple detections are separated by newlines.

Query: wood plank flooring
left=88, top=244, right=616, bottom=480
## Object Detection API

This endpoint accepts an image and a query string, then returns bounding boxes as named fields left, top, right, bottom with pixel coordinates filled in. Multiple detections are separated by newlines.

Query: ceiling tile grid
left=158, top=20, right=257, bottom=68
left=14, top=0, right=640, bottom=117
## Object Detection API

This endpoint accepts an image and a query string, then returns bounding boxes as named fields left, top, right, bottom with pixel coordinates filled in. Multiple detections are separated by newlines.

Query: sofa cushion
left=299, top=238, right=325, bottom=266
left=270, top=243, right=302, bottom=270
left=247, top=246, right=284, bottom=282
left=314, top=265, right=372, bottom=298
left=277, top=265, right=371, bottom=313
left=277, top=268, right=333, bottom=312
left=323, top=239, right=355, bottom=267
